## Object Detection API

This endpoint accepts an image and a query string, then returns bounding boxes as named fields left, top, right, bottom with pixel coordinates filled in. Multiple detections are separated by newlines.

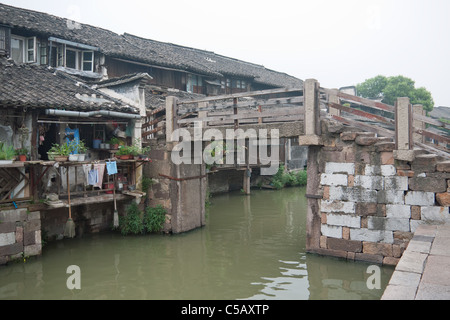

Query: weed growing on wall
left=118, top=202, right=167, bottom=235
left=143, top=205, right=166, bottom=233
left=271, top=165, right=307, bottom=189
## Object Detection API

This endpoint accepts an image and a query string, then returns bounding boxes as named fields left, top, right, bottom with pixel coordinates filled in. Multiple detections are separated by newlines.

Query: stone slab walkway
left=382, top=224, right=450, bottom=300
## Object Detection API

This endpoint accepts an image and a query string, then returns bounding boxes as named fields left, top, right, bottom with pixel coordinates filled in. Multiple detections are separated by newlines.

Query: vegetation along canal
left=0, top=187, right=393, bottom=300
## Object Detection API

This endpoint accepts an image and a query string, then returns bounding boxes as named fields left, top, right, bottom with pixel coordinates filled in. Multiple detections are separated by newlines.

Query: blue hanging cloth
left=106, top=161, right=118, bottom=175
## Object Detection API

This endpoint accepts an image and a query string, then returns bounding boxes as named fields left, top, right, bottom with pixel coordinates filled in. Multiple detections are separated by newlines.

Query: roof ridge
left=0, top=2, right=121, bottom=37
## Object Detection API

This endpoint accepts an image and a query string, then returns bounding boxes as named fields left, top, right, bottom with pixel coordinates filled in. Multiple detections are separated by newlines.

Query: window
left=53, top=44, right=94, bottom=72
left=82, top=51, right=94, bottom=72
left=66, top=48, right=77, bottom=69
left=0, top=26, right=10, bottom=56
left=39, top=41, right=47, bottom=65
left=26, top=37, right=36, bottom=63
left=11, top=36, right=24, bottom=62
left=10, top=36, right=36, bottom=63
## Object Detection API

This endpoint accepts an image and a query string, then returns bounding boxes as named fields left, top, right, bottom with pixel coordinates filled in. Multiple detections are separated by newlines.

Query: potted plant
left=77, top=140, right=88, bottom=162
left=0, top=142, right=16, bottom=164
left=109, top=137, right=120, bottom=150
left=48, top=143, right=70, bottom=162
left=15, top=147, right=29, bottom=162
left=116, top=145, right=133, bottom=160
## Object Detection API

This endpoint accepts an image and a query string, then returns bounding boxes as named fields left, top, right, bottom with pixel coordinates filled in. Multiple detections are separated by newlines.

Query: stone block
left=386, top=204, right=411, bottom=219
left=327, top=238, right=362, bottom=252
left=421, top=206, right=450, bottom=223
left=340, top=132, right=358, bottom=141
left=375, top=142, right=396, bottom=152
left=298, top=134, right=323, bottom=146
left=343, top=227, right=350, bottom=240
left=436, top=193, right=450, bottom=207
left=394, top=149, right=415, bottom=162
left=24, top=219, right=41, bottom=233
left=0, top=242, right=22, bottom=257
left=326, top=213, right=360, bottom=228
left=355, top=136, right=379, bottom=146
left=320, top=235, right=327, bottom=248
left=409, top=177, right=447, bottom=193
left=0, top=222, right=16, bottom=233
left=396, top=251, right=428, bottom=274
left=355, top=203, right=378, bottom=217
left=363, top=242, right=393, bottom=256
left=329, top=186, right=377, bottom=203
left=411, top=206, right=421, bottom=220
left=397, top=170, right=415, bottom=177
left=377, top=190, right=405, bottom=204
left=321, top=200, right=355, bottom=214
left=0, top=209, right=27, bottom=223
left=24, top=244, right=41, bottom=257
left=15, top=226, right=23, bottom=243
left=320, top=174, right=348, bottom=186
left=0, top=232, right=16, bottom=247
left=383, top=257, right=400, bottom=266
left=384, top=176, right=409, bottom=191
left=405, top=191, right=435, bottom=206
left=321, top=224, right=342, bottom=239
left=380, top=152, right=395, bottom=165
left=354, top=252, right=384, bottom=264
left=325, top=162, right=355, bottom=175
left=365, top=165, right=396, bottom=176
left=436, top=161, right=450, bottom=173
left=368, top=216, right=410, bottom=232
left=350, top=228, right=394, bottom=244
left=354, top=175, right=384, bottom=190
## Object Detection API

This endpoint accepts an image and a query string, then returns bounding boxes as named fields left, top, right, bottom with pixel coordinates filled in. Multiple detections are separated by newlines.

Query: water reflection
left=0, top=187, right=393, bottom=300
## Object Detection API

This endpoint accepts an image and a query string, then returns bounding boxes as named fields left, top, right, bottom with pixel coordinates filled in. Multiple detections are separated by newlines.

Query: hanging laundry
left=88, top=168, right=98, bottom=186
left=82, top=164, right=91, bottom=185
left=106, top=161, right=118, bottom=175
left=94, top=163, right=106, bottom=189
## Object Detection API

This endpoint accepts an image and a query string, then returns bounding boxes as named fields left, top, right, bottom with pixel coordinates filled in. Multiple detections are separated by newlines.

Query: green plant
left=270, top=165, right=307, bottom=189
left=48, top=143, right=71, bottom=156
left=109, top=137, right=120, bottom=145
left=0, top=142, right=16, bottom=160
left=119, top=202, right=144, bottom=235
left=142, top=177, right=154, bottom=194
left=15, top=147, right=29, bottom=156
left=143, top=205, right=166, bottom=233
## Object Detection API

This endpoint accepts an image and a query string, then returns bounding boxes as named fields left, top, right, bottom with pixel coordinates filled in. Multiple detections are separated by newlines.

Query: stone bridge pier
left=300, top=81, right=450, bottom=265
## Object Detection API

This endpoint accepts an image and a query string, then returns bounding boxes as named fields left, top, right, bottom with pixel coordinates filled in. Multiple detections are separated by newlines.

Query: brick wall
left=310, top=128, right=450, bottom=266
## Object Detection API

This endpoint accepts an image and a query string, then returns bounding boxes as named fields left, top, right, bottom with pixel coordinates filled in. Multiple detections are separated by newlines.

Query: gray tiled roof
left=0, top=3, right=303, bottom=88
left=0, top=58, right=138, bottom=113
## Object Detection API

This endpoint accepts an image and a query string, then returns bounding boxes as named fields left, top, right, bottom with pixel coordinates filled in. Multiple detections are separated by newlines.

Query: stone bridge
left=145, top=79, right=450, bottom=265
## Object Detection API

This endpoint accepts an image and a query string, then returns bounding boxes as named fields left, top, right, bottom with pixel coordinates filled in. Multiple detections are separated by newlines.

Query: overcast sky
left=3, top=0, right=450, bottom=107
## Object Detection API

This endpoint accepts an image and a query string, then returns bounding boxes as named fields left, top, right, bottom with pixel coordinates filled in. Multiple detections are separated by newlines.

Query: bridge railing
left=161, top=79, right=449, bottom=159
left=171, top=87, right=306, bottom=131
left=318, top=80, right=450, bottom=159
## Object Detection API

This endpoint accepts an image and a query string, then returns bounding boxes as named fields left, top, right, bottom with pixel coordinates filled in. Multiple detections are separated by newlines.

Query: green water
left=0, top=187, right=393, bottom=300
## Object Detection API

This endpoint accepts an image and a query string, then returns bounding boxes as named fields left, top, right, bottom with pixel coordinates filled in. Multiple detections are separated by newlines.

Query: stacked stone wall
left=0, top=209, right=41, bottom=265
left=311, top=125, right=450, bottom=266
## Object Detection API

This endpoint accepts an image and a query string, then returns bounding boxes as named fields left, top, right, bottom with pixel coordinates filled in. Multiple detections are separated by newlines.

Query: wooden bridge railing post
left=165, top=96, right=179, bottom=144
left=328, top=89, right=341, bottom=117
left=413, top=104, right=425, bottom=144
left=299, top=79, right=323, bottom=146
left=394, top=97, right=415, bottom=161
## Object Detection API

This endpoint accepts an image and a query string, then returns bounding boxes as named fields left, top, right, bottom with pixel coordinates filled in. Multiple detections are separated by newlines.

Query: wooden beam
left=331, top=115, right=395, bottom=138
left=328, top=102, right=394, bottom=125
left=177, top=87, right=303, bottom=105
left=321, top=88, right=395, bottom=113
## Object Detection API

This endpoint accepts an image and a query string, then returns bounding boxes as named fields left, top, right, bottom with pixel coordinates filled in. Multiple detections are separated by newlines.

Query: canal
left=0, top=187, right=394, bottom=300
